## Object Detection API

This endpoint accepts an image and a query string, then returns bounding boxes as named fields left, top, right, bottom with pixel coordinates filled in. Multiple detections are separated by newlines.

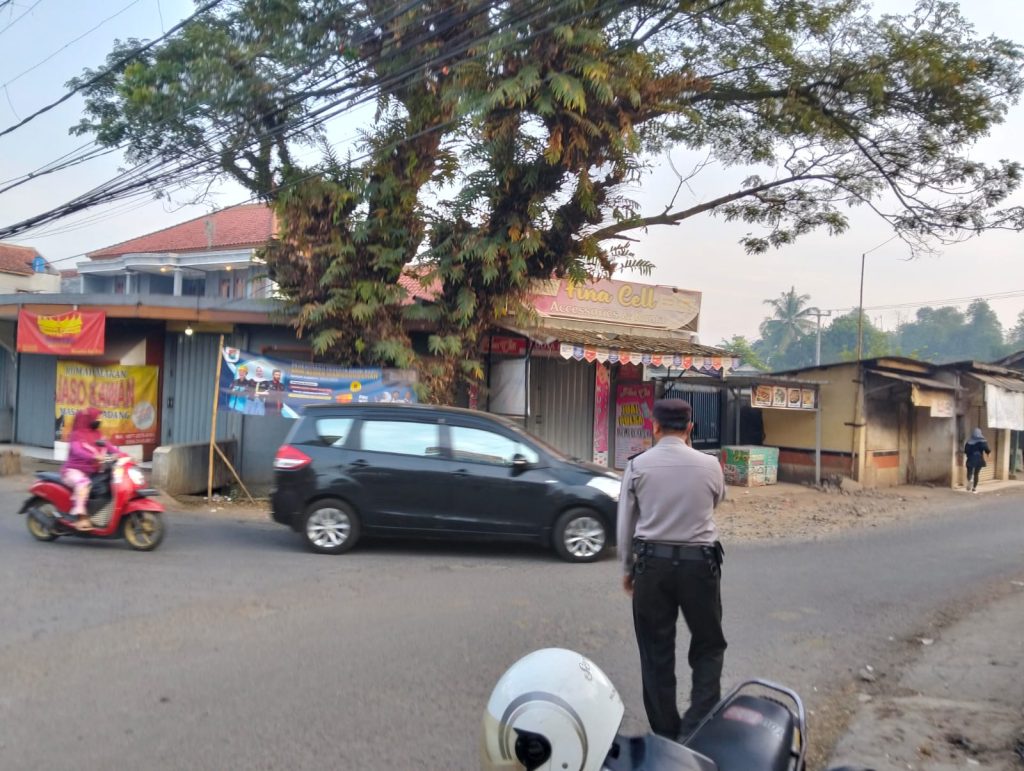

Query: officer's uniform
left=616, top=435, right=727, bottom=740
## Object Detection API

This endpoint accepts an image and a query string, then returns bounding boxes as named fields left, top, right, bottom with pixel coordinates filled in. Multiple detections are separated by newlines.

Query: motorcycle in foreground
left=482, top=648, right=869, bottom=771
left=19, top=450, right=166, bottom=551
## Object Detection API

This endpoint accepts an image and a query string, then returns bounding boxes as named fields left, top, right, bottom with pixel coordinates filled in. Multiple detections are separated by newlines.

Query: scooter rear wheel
left=122, top=511, right=165, bottom=551
left=25, top=499, right=58, bottom=542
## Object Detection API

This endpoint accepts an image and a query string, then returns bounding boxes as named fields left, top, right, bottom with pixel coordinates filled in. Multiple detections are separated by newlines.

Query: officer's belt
left=633, top=541, right=708, bottom=560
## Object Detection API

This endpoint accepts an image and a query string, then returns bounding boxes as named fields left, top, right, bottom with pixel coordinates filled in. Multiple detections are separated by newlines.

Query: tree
left=894, top=301, right=1005, bottom=362
left=67, top=0, right=1024, bottom=398
left=820, top=311, right=892, bottom=362
left=1007, top=310, right=1024, bottom=351
left=963, top=299, right=1005, bottom=361
left=758, top=286, right=817, bottom=359
left=719, top=335, right=766, bottom=371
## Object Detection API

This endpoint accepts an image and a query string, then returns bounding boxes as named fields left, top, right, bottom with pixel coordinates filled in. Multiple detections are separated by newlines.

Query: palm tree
left=759, top=286, right=817, bottom=356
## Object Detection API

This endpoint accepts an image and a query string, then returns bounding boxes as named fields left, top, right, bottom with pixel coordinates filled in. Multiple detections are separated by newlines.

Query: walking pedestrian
left=964, top=427, right=991, bottom=493
left=617, top=398, right=728, bottom=741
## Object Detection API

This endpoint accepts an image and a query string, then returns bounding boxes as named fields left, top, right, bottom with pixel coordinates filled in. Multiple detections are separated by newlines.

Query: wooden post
left=208, top=334, right=224, bottom=500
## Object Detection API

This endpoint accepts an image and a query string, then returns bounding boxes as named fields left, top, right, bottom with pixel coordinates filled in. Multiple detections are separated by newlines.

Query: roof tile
left=87, top=204, right=275, bottom=259
left=0, top=242, right=42, bottom=276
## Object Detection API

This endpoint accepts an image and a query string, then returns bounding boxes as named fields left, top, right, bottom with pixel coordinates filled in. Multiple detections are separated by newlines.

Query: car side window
left=359, top=420, right=442, bottom=458
left=315, top=418, right=355, bottom=447
left=449, top=426, right=540, bottom=466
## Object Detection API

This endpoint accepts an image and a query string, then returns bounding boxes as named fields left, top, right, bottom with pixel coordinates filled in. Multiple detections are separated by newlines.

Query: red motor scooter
left=19, top=449, right=166, bottom=551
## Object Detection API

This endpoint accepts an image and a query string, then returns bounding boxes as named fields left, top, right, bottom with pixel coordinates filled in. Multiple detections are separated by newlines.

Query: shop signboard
left=614, top=382, right=654, bottom=469
left=18, top=309, right=106, bottom=355
left=751, top=383, right=817, bottom=410
left=532, top=278, right=701, bottom=331
left=55, top=361, right=159, bottom=444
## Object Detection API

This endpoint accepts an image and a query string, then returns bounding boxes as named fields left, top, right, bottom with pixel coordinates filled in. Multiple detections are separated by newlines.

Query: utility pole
left=810, top=308, right=832, bottom=366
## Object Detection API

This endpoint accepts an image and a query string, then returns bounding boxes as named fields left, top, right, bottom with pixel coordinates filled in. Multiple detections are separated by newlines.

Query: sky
left=0, top=0, right=1022, bottom=347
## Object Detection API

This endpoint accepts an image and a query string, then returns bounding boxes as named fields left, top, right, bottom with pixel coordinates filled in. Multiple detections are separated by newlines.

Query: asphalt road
left=1, top=477, right=1022, bottom=770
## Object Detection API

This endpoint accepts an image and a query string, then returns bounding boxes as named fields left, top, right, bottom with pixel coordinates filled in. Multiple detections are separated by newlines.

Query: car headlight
left=127, top=467, right=146, bottom=486
left=586, top=476, right=621, bottom=501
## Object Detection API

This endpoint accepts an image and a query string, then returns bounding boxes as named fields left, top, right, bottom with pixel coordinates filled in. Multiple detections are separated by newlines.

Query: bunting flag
left=552, top=342, right=731, bottom=371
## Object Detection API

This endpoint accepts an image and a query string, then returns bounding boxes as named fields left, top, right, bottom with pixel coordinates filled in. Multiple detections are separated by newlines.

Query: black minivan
left=270, top=403, right=620, bottom=562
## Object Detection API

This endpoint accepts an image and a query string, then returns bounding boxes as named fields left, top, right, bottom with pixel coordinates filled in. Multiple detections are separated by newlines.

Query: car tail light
left=274, top=445, right=312, bottom=470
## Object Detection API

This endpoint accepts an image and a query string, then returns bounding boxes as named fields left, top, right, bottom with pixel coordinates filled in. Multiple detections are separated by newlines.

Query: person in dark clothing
left=617, top=398, right=728, bottom=741
left=964, top=427, right=991, bottom=493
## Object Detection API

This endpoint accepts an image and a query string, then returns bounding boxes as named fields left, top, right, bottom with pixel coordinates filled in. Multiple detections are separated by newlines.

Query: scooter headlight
left=127, top=467, right=146, bottom=486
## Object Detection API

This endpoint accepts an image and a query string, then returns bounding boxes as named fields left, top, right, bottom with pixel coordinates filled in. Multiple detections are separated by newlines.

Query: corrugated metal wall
left=529, top=357, right=595, bottom=460
left=15, top=353, right=57, bottom=447
left=163, top=332, right=241, bottom=446
left=0, top=349, right=15, bottom=441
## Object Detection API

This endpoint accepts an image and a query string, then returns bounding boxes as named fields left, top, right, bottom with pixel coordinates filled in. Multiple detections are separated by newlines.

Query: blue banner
left=220, top=348, right=417, bottom=419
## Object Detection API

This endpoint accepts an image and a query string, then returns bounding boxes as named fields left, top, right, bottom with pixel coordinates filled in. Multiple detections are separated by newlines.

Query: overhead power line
left=1, top=0, right=146, bottom=90
left=0, top=0, right=224, bottom=139
left=1, top=0, right=622, bottom=239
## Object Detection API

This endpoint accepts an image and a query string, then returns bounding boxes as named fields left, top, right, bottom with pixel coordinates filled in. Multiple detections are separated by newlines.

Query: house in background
left=73, top=204, right=276, bottom=300
left=0, top=243, right=61, bottom=294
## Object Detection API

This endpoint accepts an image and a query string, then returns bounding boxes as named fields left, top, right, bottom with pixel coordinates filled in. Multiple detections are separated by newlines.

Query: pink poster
left=614, top=382, right=655, bottom=469
left=593, top=364, right=610, bottom=465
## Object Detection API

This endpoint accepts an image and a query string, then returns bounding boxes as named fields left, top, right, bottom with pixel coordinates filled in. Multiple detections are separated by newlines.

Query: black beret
left=652, top=398, right=692, bottom=430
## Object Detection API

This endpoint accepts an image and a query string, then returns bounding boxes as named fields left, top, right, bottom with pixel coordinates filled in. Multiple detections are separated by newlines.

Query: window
left=315, top=418, right=355, bottom=448
left=449, top=425, right=539, bottom=466
left=359, top=420, right=442, bottom=457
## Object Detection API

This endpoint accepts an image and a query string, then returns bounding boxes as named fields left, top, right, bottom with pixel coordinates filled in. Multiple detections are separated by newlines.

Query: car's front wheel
left=553, top=508, right=608, bottom=563
left=304, top=499, right=361, bottom=555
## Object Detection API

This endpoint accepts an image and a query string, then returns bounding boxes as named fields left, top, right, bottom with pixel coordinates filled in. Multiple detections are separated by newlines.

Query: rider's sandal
left=74, top=517, right=94, bottom=531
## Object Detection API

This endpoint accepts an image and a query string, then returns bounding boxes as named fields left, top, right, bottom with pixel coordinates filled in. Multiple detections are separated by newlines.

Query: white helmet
left=481, top=648, right=624, bottom=771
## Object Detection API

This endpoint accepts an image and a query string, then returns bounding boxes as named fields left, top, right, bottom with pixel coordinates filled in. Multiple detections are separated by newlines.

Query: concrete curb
left=829, top=583, right=1024, bottom=770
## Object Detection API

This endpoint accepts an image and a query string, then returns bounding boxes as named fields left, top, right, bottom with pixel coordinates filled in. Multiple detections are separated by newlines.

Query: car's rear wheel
left=304, top=499, right=361, bottom=555
left=553, top=508, right=607, bottom=563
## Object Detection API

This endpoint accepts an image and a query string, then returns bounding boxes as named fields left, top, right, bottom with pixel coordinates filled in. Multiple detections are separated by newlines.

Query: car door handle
left=350, top=459, right=369, bottom=468
left=453, top=468, right=469, bottom=477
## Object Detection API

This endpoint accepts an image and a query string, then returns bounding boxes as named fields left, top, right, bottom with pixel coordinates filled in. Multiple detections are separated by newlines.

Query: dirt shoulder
left=716, top=479, right=1024, bottom=542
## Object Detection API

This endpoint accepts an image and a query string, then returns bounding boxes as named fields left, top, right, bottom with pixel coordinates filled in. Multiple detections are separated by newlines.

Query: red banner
left=17, top=309, right=106, bottom=355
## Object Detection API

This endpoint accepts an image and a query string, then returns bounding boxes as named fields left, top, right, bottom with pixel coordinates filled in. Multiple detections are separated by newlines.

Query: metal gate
left=15, top=353, right=57, bottom=447
left=529, top=357, right=595, bottom=460
left=664, top=384, right=721, bottom=448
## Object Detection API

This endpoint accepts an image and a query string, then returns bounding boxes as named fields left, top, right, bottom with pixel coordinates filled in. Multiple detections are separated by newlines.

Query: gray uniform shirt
left=616, top=435, right=726, bottom=574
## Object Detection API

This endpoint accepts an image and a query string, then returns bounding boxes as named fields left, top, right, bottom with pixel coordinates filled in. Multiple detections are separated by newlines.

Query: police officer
left=617, top=398, right=727, bottom=741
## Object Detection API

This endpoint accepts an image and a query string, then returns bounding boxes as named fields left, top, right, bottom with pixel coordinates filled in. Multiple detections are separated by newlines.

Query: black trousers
left=632, top=556, right=727, bottom=739
left=967, top=466, right=981, bottom=489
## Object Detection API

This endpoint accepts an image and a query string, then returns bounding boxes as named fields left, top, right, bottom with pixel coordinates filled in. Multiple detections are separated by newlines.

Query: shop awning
left=967, top=372, right=1024, bottom=430
left=507, top=323, right=736, bottom=371
left=866, top=369, right=956, bottom=391
left=966, top=372, right=1024, bottom=392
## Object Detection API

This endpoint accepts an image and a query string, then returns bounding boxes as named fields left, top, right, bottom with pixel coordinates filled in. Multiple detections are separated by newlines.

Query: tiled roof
left=0, top=242, right=42, bottom=276
left=398, top=272, right=440, bottom=304
left=521, top=324, right=730, bottom=357
left=87, top=204, right=275, bottom=259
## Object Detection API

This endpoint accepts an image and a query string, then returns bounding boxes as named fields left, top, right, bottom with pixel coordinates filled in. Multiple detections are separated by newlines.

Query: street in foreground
left=1, top=477, right=1022, bottom=770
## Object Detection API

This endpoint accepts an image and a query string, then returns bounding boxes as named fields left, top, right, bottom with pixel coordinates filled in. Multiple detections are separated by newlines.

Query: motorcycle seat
left=685, top=694, right=796, bottom=771
left=35, top=471, right=66, bottom=485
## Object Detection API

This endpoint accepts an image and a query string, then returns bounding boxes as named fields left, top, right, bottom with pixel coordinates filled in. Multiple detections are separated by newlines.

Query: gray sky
left=0, top=0, right=1021, bottom=346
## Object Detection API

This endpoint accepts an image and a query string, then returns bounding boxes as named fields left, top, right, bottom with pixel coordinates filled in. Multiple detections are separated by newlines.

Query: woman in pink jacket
left=60, top=408, right=116, bottom=531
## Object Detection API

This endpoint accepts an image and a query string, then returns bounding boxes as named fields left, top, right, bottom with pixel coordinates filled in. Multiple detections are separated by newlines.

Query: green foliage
left=70, top=0, right=1024, bottom=398
left=719, top=335, right=767, bottom=371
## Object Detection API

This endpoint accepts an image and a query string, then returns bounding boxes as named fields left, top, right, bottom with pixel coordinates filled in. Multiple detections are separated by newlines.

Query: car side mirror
left=510, top=454, right=530, bottom=476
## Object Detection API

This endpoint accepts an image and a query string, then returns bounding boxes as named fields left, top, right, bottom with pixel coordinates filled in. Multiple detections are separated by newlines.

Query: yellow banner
left=56, top=361, right=160, bottom=445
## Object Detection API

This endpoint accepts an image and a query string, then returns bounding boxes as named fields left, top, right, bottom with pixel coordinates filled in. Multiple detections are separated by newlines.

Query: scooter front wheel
left=122, top=511, right=165, bottom=551
left=25, top=499, right=58, bottom=542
